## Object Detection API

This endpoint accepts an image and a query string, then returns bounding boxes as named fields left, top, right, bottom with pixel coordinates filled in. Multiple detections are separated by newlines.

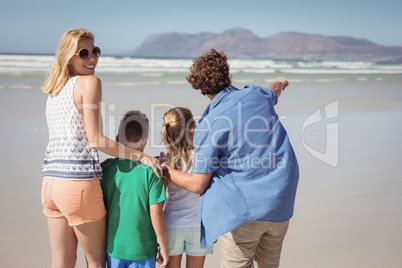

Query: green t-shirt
left=101, top=158, right=166, bottom=260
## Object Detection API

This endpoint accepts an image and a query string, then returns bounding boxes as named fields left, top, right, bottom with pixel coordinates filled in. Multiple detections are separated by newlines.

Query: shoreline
left=1, top=75, right=402, bottom=267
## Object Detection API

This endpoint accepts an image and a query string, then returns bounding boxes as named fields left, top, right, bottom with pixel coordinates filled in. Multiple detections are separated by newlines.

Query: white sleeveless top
left=164, top=152, right=200, bottom=227
left=42, top=76, right=102, bottom=180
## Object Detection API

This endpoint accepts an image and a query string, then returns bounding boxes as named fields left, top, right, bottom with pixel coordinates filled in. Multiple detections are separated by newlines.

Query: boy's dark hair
left=118, top=110, right=149, bottom=145
left=186, top=49, right=232, bottom=95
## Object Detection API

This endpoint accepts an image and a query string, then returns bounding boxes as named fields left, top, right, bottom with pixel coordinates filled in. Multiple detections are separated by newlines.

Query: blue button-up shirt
left=193, top=84, right=299, bottom=248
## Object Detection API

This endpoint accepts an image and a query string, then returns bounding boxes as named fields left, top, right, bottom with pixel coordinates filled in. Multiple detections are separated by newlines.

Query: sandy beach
left=1, top=56, right=402, bottom=267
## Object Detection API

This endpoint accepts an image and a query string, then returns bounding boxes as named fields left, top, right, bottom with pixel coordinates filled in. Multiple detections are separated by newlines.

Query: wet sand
left=0, top=79, right=401, bottom=267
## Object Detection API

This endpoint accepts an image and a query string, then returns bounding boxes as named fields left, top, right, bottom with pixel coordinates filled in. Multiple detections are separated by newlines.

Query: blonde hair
left=162, top=107, right=196, bottom=172
left=41, top=28, right=95, bottom=96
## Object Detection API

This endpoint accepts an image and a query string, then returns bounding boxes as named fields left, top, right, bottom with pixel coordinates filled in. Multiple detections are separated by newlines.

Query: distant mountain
left=133, top=28, right=402, bottom=62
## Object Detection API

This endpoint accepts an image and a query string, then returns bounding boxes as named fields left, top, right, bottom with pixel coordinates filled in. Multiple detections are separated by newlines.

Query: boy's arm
left=150, top=202, right=169, bottom=267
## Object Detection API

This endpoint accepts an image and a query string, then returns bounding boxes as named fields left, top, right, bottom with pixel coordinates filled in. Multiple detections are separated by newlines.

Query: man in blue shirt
left=165, top=49, right=299, bottom=268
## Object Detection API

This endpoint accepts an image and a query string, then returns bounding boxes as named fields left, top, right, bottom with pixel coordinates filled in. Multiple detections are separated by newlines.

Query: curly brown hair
left=186, top=49, right=232, bottom=95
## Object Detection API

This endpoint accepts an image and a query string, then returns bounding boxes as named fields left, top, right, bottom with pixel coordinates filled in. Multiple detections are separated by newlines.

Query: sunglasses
left=75, top=47, right=101, bottom=60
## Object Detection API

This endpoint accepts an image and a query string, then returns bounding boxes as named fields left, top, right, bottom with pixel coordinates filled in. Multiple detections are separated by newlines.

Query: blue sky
left=1, top=0, right=401, bottom=55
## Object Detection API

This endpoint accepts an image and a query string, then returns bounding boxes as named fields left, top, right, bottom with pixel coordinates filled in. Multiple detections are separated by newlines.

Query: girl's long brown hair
left=161, top=107, right=195, bottom=172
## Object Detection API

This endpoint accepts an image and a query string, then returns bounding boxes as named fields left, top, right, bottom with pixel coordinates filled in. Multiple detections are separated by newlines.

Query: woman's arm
left=165, top=165, right=212, bottom=195
left=76, top=75, right=162, bottom=177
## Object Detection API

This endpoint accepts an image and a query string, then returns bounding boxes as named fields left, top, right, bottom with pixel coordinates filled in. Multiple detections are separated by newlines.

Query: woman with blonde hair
left=161, top=107, right=213, bottom=268
left=41, top=28, right=161, bottom=268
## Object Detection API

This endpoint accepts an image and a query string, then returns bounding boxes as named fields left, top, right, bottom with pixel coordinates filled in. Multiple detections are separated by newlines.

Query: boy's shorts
left=220, top=220, right=289, bottom=268
left=166, top=227, right=213, bottom=256
left=41, top=177, right=106, bottom=226
left=107, top=254, right=156, bottom=268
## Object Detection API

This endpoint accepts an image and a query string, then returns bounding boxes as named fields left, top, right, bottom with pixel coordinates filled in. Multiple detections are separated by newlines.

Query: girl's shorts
left=166, top=227, right=213, bottom=256
left=41, top=177, right=106, bottom=226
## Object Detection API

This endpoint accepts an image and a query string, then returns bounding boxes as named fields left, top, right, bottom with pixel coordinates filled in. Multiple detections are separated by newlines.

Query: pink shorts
left=41, top=178, right=107, bottom=226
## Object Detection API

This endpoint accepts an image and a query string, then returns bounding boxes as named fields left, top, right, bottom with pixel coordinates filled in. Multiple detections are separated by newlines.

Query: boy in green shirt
left=101, top=110, right=168, bottom=267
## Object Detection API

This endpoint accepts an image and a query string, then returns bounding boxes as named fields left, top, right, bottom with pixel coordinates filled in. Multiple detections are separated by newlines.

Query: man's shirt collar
left=199, top=85, right=238, bottom=123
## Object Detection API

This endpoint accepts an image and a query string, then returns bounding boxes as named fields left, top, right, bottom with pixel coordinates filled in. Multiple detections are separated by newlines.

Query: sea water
left=2, top=54, right=402, bottom=82
left=1, top=54, right=402, bottom=267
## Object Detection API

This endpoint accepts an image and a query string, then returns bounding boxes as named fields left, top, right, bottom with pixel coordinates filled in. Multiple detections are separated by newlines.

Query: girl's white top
left=164, top=152, right=200, bottom=227
left=42, top=76, right=102, bottom=180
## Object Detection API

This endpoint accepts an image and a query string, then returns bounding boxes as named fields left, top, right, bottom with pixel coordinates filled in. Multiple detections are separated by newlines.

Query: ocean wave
left=296, top=61, right=374, bottom=69
left=229, top=59, right=293, bottom=69
left=105, top=80, right=188, bottom=87
left=96, top=67, right=189, bottom=73
left=108, top=81, right=161, bottom=86
left=233, top=68, right=276, bottom=74
left=281, top=78, right=346, bottom=83
left=1, top=54, right=402, bottom=76
left=142, top=73, right=164, bottom=77
left=279, top=68, right=402, bottom=74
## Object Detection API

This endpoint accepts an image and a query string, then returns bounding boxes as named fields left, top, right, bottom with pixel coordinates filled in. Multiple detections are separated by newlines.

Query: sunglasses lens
left=93, top=47, right=101, bottom=57
left=79, top=49, right=89, bottom=59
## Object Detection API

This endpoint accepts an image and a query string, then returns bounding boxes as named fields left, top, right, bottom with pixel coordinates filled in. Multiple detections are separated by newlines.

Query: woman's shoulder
left=76, top=75, right=101, bottom=85
left=74, top=75, right=102, bottom=96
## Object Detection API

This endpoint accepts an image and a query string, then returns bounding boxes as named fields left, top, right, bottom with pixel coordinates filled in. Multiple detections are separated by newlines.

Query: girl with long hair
left=161, top=107, right=213, bottom=268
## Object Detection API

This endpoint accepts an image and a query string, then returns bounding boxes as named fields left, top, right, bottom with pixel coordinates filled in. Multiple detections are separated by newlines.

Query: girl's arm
left=77, top=75, right=162, bottom=177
